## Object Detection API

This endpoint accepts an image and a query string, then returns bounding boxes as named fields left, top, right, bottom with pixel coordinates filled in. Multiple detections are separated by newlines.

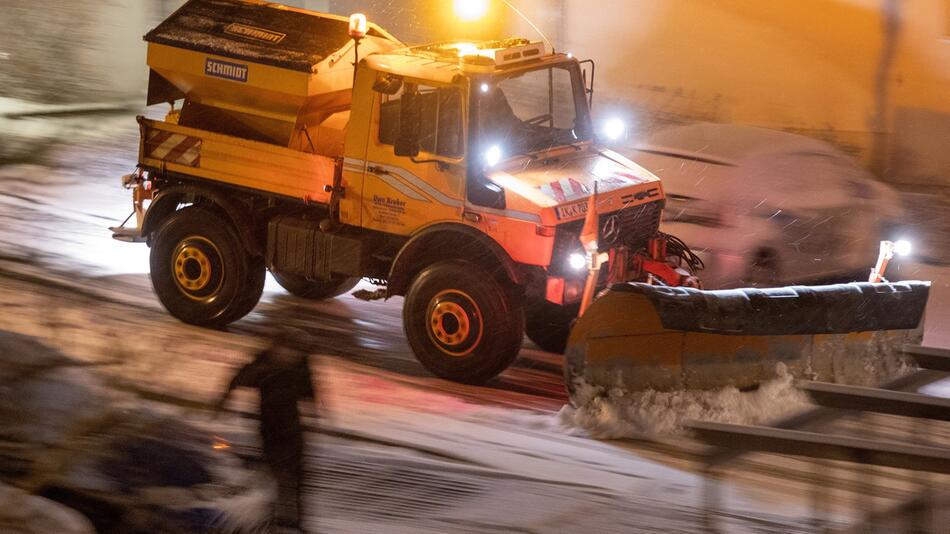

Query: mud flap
left=565, top=281, right=930, bottom=400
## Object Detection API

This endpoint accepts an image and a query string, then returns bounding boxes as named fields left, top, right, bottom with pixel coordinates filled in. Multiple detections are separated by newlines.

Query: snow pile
left=561, top=330, right=921, bottom=439
left=559, top=363, right=813, bottom=438
left=0, top=97, right=46, bottom=116
left=0, top=484, right=95, bottom=534
left=815, top=335, right=918, bottom=387
left=208, top=484, right=273, bottom=533
left=0, top=330, right=270, bottom=533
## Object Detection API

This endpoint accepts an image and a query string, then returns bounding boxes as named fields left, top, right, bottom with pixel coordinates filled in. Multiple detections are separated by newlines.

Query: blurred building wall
left=0, top=1, right=183, bottom=104
left=888, top=0, right=950, bottom=187
left=325, top=0, right=948, bottom=187
left=2, top=1, right=943, bottom=186
left=557, top=0, right=950, bottom=187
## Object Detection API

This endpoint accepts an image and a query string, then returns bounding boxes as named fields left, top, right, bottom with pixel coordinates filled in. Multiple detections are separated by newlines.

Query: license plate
left=555, top=201, right=588, bottom=220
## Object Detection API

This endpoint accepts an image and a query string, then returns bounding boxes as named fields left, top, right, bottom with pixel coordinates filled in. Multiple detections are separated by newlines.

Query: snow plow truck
left=113, top=0, right=929, bottom=393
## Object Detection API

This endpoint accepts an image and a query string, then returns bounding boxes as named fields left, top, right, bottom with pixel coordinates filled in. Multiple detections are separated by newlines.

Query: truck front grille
left=600, top=200, right=663, bottom=249
left=549, top=200, right=662, bottom=276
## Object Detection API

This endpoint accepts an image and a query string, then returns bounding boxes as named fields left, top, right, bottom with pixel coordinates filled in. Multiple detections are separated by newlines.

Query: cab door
left=341, top=69, right=467, bottom=237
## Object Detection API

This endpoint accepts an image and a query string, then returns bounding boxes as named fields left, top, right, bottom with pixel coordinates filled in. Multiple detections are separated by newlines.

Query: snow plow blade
left=565, top=281, right=930, bottom=397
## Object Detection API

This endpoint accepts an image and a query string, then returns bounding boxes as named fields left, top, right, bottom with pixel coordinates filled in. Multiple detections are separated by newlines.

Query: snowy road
left=1, top=110, right=948, bottom=532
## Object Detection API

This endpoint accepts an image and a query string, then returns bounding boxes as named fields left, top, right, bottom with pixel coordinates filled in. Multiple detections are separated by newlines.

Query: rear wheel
left=524, top=298, right=578, bottom=354
left=150, top=207, right=260, bottom=327
left=228, top=255, right=266, bottom=321
left=403, top=260, right=524, bottom=384
left=271, top=270, right=360, bottom=300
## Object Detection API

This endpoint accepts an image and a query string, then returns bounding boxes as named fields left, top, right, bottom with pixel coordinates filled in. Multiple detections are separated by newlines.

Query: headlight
left=603, top=118, right=626, bottom=141
left=568, top=252, right=587, bottom=271
left=894, top=239, right=912, bottom=257
left=484, top=145, right=502, bottom=167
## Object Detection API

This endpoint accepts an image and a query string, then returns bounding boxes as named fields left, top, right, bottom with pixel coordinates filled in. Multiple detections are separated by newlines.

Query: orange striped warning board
left=145, top=129, right=201, bottom=167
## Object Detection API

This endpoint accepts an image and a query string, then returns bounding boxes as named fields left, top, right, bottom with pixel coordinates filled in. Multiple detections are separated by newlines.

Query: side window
left=379, top=90, right=402, bottom=146
left=378, top=83, right=463, bottom=158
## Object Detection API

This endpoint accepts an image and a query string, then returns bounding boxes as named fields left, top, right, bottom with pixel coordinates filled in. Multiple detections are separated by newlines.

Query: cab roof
left=364, top=39, right=570, bottom=85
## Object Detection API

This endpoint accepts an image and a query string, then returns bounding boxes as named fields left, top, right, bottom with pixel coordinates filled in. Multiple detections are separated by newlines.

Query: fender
left=141, top=184, right=261, bottom=255
left=387, top=223, right=523, bottom=296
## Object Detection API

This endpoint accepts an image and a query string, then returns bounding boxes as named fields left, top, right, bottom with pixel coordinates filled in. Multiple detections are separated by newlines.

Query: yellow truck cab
left=118, top=0, right=691, bottom=384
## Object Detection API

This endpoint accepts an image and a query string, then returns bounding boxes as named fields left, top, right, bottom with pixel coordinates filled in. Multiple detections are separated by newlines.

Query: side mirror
left=579, top=59, right=595, bottom=109
left=372, top=75, right=403, bottom=95
left=394, top=88, right=421, bottom=157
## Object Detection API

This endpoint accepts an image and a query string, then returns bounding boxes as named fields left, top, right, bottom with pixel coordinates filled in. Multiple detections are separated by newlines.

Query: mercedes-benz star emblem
left=602, top=214, right=621, bottom=244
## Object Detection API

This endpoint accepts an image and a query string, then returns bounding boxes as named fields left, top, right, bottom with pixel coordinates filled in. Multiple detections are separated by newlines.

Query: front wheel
left=150, top=207, right=260, bottom=328
left=403, top=261, right=524, bottom=384
left=524, top=298, right=578, bottom=354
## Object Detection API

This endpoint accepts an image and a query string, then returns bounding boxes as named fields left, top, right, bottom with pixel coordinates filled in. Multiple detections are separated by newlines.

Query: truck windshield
left=477, top=63, right=591, bottom=161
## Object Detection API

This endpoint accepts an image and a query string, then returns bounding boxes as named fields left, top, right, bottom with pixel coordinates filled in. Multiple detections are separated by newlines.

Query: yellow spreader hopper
left=144, top=0, right=402, bottom=146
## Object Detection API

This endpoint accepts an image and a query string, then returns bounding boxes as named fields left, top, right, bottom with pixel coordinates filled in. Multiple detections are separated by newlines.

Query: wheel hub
left=426, top=290, right=482, bottom=357
left=172, top=237, right=224, bottom=301
left=175, top=246, right=211, bottom=290
left=431, top=301, right=469, bottom=344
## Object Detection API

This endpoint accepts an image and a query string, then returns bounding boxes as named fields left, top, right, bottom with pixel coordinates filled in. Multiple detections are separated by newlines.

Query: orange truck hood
left=487, top=147, right=664, bottom=226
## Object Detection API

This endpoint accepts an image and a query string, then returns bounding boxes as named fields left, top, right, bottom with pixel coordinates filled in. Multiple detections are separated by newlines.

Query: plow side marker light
left=895, top=239, right=912, bottom=257
left=870, top=239, right=912, bottom=283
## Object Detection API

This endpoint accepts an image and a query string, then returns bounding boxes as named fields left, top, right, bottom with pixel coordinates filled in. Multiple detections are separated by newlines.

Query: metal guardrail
left=702, top=366, right=948, bottom=467
left=688, top=345, right=950, bottom=532
left=690, top=421, right=950, bottom=475
left=903, top=344, right=950, bottom=372
left=800, top=381, right=950, bottom=422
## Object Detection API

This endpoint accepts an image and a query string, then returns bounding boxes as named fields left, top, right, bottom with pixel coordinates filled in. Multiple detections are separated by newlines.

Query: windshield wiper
left=526, top=132, right=587, bottom=154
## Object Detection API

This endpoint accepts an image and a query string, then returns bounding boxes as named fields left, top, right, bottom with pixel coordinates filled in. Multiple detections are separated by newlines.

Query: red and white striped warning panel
left=539, top=178, right=590, bottom=203
left=145, top=129, right=202, bottom=167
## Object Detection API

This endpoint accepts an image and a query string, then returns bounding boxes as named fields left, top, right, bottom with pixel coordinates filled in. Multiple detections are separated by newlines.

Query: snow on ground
left=0, top=109, right=947, bottom=531
left=0, top=270, right=830, bottom=531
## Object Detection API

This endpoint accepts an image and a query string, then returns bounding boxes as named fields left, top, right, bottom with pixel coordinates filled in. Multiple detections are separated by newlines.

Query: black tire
left=524, top=298, right=578, bottom=354
left=403, top=260, right=524, bottom=384
left=271, top=270, right=360, bottom=300
left=149, top=207, right=257, bottom=328
left=226, top=254, right=266, bottom=322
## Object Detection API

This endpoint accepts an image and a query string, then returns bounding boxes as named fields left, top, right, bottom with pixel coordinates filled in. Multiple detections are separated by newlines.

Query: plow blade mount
left=565, top=281, right=930, bottom=397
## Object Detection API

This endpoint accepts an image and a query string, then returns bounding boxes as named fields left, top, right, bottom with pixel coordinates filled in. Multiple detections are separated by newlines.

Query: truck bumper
left=110, top=226, right=147, bottom=243
left=545, top=276, right=585, bottom=305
